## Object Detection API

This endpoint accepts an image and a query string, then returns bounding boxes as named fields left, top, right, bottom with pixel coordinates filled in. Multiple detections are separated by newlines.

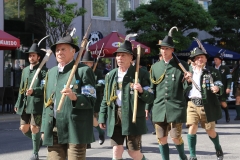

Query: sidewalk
left=0, top=113, right=20, bottom=122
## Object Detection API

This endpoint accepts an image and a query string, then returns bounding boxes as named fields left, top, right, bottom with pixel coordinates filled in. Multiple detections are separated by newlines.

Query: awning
left=88, top=31, right=150, bottom=57
left=0, top=30, right=20, bottom=50
left=177, top=41, right=240, bottom=60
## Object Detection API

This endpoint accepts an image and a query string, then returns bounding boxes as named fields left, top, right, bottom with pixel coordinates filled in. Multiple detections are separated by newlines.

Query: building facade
left=0, top=0, right=212, bottom=87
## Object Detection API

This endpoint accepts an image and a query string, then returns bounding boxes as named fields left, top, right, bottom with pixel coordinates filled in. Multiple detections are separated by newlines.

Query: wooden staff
left=172, top=53, right=201, bottom=91
left=92, top=43, right=104, bottom=72
left=28, top=35, right=51, bottom=90
left=132, top=44, right=141, bottom=123
left=57, top=23, right=92, bottom=112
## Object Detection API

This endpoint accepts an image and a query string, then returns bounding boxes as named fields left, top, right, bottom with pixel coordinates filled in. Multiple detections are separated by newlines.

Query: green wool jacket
left=15, top=63, right=48, bottom=115
left=94, top=69, right=105, bottom=113
left=98, top=65, right=154, bottom=137
left=185, top=65, right=223, bottom=122
left=41, top=61, right=96, bottom=146
left=232, top=65, right=240, bottom=95
left=214, top=65, right=232, bottom=99
left=146, top=58, right=189, bottom=123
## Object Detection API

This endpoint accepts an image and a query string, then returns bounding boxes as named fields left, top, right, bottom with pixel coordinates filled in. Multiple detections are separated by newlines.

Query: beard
left=29, top=59, right=39, bottom=65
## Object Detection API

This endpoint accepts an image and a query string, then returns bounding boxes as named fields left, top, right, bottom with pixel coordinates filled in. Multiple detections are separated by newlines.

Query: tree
left=4, top=0, right=25, bottom=21
left=34, top=0, right=86, bottom=46
left=92, top=0, right=108, bottom=17
left=123, top=0, right=216, bottom=56
left=208, top=0, right=240, bottom=53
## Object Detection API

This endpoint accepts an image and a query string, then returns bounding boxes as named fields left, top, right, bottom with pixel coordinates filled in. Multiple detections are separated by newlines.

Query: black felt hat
left=157, top=26, right=178, bottom=48
left=51, top=34, right=79, bottom=53
left=214, top=49, right=225, bottom=60
left=25, top=39, right=41, bottom=55
left=113, top=34, right=137, bottom=60
left=81, top=51, right=94, bottom=62
left=189, top=37, right=209, bottom=60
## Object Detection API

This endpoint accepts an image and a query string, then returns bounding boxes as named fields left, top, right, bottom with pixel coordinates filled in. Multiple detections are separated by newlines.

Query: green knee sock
left=24, top=129, right=32, bottom=139
left=175, top=143, right=187, bottom=160
left=95, top=125, right=104, bottom=135
left=159, top=144, right=170, bottom=160
left=32, top=132, right=41, bottom=154
left=209, top=133, right=221, bottom=151
left=187, top=134, right=197, bottom=158
left=235, top=106, right=240, bottom=117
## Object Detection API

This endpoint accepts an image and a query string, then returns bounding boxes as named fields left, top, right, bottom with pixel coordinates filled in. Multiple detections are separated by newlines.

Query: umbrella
left=88, top=31, right=150, bottom=57
left=0, top=30, right=20, bottom=50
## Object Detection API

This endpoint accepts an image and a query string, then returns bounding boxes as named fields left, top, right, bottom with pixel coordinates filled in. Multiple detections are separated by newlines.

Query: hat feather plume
left=70, top=28, right=76, bottom=37
left=125, top=33, right=137, bottom=41
left=168, top=26, right=178, bottom=37
left=193, top=37, right=207, bottom=54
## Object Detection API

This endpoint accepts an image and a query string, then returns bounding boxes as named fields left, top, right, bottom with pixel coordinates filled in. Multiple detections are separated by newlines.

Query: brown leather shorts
left=186, top=101, right=215, bottom=130
left=111, top=107, right=142, bottom=151
left=20, top=110, right=41, bottom=127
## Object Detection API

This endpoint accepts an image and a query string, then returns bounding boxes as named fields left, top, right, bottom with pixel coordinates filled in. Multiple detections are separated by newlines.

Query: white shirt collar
left=58, top=60, right=73, bottom=72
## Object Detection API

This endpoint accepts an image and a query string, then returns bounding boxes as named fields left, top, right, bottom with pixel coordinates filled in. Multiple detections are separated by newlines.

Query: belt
left=190, top=97, right=203, bottom=106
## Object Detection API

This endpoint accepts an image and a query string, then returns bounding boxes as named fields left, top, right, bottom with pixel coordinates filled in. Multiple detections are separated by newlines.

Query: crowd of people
left=14, top=26, right=240, bottom=160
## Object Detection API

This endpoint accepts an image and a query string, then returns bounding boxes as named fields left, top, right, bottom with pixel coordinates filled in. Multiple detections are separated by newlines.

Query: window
left=4, top=0, right=26, bottom=21
left=116, top=0, right=134, bottom=20
left=91, top=0, right=111, bottom=20
left=140, top=0, right=152, bottom=5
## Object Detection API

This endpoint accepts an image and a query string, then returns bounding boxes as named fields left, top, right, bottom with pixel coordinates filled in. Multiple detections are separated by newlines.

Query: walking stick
left=92, top=43, right=105, bottom=72
left=172, top=53, right=201, bottom=91
left=28, top=35, right=51, bottom=90
left=132, top=44, right=141, bottom=123
left=57, top=23, right=92, bottom=112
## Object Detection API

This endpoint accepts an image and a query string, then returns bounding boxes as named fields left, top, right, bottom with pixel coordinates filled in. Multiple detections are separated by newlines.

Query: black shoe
left=189, top=157, right=197, bottom=160
left=152, top=131, right=156, bottom=135
left=216, top=149, right=223, bottom=160
left=30, top=153, right=39, bottom=160
left=99, top=134, right=105, bottom=145
left=234, top=116, right=240, bottom=120
left=183, top=155, right=188, bottom=160
left=87, top=143, right=91, bottom=149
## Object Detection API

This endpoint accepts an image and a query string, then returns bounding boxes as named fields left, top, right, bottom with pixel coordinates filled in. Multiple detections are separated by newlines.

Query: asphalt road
left=0, top=109, right=239, bottom=160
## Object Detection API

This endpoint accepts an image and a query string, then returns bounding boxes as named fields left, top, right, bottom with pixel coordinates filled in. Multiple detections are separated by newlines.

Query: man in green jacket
left=147, top=27, right=189, bottom=160
left=214, top=52, right=232, bottom=122
left=99, top=38, right=154, bottom=160
left=14, top=39, right=48, bottom=160
left=185, top=39, right=224, bottom=160
left=81, top=51, right=105, bottom=148
left=231, top=63, right=240, bottom=120
left=40, top=33, right=96, bottom=160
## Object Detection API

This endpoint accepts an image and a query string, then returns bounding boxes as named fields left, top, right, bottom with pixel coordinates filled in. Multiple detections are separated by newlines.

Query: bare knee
left=171, top=137, right=184, bottom=145
left=31, top=125, right=39, bottom=134
left=113, top=145, right=124, bottom=159
left=158, top=136, right=168, bottom=145
left=128, top=150, right=142, bottom=160
left=206, top=129, right=216, bottom=138
left=188, top=124, right=198, bottom=134
left=20, top=124, right=30, bottom=134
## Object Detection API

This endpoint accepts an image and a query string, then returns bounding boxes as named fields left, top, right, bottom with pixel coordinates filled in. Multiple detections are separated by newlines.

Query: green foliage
left=4, top=0, right=25, bottom=20
left=208, top=0, right=240, bottom=52
left=123, top=0, right=216, bottom=56
left=92, top=0, right=108, bottom=17
left=117, top=0, right=131, bottom=18
left=35, top=0, right=86, bottom=46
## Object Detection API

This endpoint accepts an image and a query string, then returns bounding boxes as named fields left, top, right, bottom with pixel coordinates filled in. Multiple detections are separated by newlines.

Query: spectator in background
left=103, top=63, right=111, bottom=76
